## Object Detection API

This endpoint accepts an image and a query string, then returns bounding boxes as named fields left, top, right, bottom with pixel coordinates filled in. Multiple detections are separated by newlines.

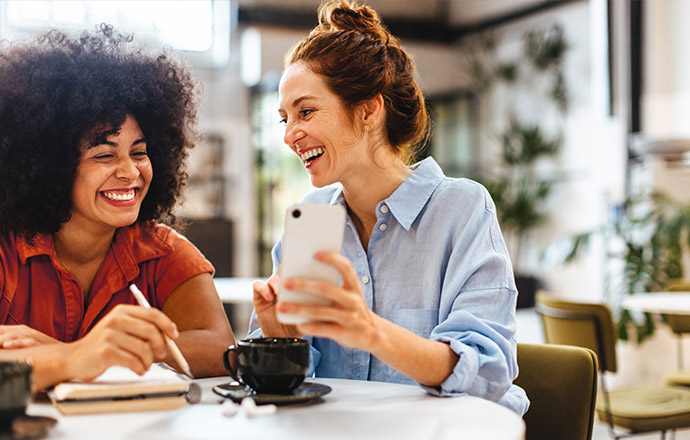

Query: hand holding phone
left=277, top=203, right=346, bottom=324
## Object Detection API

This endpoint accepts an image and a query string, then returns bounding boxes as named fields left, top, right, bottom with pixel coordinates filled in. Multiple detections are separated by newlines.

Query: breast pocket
left=393, top=308, right=439, bottom=339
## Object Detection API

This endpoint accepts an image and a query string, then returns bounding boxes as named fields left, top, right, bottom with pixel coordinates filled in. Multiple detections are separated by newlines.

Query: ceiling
left=235, top=0, right=576, bottom=42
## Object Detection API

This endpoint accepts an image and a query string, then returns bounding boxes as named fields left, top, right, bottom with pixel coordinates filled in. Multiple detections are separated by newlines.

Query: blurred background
left=2, top=0, right=690, bottom=367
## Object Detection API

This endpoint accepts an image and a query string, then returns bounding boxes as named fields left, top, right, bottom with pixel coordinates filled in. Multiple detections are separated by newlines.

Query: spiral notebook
left=48, top=363, right=199, bottom=415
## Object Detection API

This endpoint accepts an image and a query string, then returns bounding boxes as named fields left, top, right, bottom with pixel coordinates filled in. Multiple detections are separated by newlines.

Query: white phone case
left=277, top=203, right=346, bottom=324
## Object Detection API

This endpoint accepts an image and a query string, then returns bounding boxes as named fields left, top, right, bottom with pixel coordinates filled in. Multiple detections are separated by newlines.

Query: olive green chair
left=536, top=291, right=690, bottom=440
left=514, top=343, right=598, bottom=440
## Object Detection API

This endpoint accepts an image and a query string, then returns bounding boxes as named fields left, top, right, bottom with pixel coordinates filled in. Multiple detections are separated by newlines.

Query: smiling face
left=278, top=62, right=367, bottom=188
left=68, top=115, right=152, bottom=234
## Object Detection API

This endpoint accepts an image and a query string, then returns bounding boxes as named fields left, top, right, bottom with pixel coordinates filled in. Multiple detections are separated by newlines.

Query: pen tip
left=183, top=367, right=194, bottom=379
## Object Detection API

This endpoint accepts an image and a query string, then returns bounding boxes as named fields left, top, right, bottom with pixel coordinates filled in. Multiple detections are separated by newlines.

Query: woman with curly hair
left=249, top=0, right=528, bottom=414
left=0, top=24, right=235, bottom=389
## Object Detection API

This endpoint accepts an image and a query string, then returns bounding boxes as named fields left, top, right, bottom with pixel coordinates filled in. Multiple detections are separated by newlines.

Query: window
left=0, top=0, right=230, bottom=67
left=426, top=91, right=478, bottom=178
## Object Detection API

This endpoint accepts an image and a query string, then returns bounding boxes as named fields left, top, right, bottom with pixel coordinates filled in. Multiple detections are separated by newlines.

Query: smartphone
left=277, top=203, right=347, bottom=324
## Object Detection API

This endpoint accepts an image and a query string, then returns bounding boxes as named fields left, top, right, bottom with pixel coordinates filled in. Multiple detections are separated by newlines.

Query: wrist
left=366, top=312, right=387, bottom=354
left=30, top=342, right=72, bottom=390
left=53, top=342, right=74, bottom=379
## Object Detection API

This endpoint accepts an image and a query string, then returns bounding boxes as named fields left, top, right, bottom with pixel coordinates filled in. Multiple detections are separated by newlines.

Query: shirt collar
left=328, top=184, right=347, bottom=207
left=110, top=225, right=174, bottom=281
left=325, top=157, right=445, bottom=231
left=16, top=233, right=53, bottom=264
left=385, top=157, right=445, bottom=230
left=15, top=225, right=173, bottom=276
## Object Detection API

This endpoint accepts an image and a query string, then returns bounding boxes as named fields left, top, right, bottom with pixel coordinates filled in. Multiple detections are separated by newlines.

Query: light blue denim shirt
left=248, top=157, right=529, bottom=415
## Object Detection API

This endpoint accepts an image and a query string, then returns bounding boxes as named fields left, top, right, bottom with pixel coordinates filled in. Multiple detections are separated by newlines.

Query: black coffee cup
left=223, top=337, right=309, bottom=395
left=0, top=361, right=32, bottom=431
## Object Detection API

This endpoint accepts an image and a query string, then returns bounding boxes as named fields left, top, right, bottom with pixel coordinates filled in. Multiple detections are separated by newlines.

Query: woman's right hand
left=64, top=304, right=179, bottom=382
left=252, top=274, right=301, bottom=338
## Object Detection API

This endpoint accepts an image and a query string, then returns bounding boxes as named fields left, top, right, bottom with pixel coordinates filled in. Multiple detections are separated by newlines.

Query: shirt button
left=379, top=223, right=387, bottom=231
left=361, top=275, right=370, bottom=284
left=380, top=205, right=389, bottom=213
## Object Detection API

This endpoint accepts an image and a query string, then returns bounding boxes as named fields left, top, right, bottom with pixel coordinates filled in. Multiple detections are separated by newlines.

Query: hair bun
left=318, top=0, right=396, bottom=45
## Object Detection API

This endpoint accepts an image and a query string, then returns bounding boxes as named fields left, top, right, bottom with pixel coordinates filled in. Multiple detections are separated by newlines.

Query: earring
left=364, top=124, right=370, bottom=132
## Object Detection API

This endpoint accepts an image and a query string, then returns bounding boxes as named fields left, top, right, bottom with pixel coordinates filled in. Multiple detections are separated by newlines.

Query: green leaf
left=563, top=233, right=591, bottom=263
left=524, top=24, right=568, bottom=71
left=495, top=62, right=518, bottom=82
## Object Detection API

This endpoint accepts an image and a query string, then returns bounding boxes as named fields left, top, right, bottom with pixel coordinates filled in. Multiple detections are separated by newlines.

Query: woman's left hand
left=0, top=325, right=60, bottom=349
left=279, top=251, right=380, bottom=350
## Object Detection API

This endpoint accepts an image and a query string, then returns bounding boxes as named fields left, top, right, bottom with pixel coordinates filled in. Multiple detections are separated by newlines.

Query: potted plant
left=467, top=25, right=569, bottom=307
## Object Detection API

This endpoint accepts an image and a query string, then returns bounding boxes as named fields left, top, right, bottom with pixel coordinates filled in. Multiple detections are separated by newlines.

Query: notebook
left=48, top=363, right=199, bottom=415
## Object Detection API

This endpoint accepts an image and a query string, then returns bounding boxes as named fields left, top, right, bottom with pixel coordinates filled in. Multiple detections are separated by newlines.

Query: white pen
left=129, top=284, right=194, bottom=379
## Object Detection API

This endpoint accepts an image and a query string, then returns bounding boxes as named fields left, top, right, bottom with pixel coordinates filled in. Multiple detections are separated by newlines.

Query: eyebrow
left=88, top=134, right=146, bottom=149
left=279, top=95, right=316, bottom=113
left=292, top=95, right=316, bottom=107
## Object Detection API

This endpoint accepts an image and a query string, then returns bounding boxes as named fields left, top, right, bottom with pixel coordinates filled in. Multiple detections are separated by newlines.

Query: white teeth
left=102, top=190, right=135, bottom=201
left=298, top=147, right=325, bottom=163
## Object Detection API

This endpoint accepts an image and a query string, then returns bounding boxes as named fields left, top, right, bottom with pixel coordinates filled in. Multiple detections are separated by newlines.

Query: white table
left=26, top=377, right=525, bottom=440
left=623, top=292, right=690, bottom=315
left=213, top=277, right=262, bottom=305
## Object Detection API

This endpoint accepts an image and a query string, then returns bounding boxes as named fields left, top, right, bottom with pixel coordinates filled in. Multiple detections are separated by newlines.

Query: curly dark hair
left=0, top=23, right=199, bottom=236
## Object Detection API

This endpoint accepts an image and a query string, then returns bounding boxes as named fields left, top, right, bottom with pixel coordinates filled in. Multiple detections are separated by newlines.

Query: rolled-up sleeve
left=418, top=186, right=527, bottom=415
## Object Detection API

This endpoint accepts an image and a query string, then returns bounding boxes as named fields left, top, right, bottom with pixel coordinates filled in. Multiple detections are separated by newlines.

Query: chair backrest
left=514, top=343, right=598, bottom=440
left=535, top=290, right=617, bottom=373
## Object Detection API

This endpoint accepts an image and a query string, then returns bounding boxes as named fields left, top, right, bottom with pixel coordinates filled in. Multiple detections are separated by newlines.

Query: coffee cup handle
left=223, top=345, right=243, bottom=385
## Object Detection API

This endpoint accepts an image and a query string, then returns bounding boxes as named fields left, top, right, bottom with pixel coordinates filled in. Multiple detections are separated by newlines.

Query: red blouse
left=0, top=223, right=214, bottom=342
